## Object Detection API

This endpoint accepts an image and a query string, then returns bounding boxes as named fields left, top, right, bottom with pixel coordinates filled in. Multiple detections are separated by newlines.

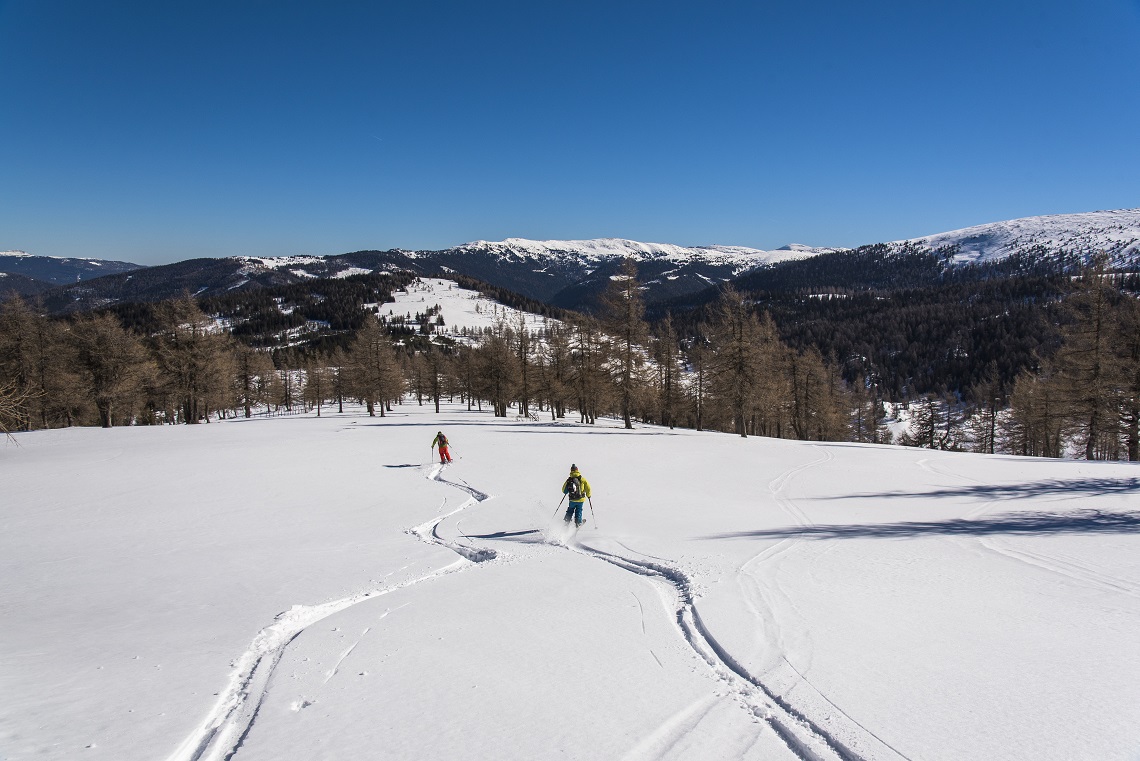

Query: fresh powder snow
left=3, top=401, right=1139, bottom=761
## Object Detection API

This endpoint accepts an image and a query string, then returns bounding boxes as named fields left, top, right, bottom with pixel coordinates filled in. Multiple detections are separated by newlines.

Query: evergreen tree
left=1117, top=295, right=1140, bottom=461
left=967, top=365, right=1004, bottom=454
left=900, top=394, right=941, bottom=449
left=1002, top=367, right=1068, bottom=457
left=1053, top=260, right=1125, bottom=459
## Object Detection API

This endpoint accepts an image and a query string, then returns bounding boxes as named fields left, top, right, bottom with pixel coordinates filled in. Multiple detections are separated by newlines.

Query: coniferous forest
left=2, top=253, right=1139, bottom=462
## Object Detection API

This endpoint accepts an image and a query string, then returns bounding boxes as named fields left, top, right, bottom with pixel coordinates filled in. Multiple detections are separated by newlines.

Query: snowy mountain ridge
left=898, top=207, right=1140, bottom=266
left=447, top=237, right=838, bottom=275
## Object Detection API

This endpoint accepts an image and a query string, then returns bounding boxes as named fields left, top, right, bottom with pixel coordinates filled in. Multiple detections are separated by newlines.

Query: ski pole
left=588, top=498, right=597, bottom=529
left=553, top=494, right=566, bottom=516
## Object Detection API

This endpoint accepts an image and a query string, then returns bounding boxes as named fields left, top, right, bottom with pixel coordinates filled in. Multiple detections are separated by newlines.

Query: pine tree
left=900, top=394, right=941, bottom=449
left=348, top=317, right=403, bottom=417
left=451, top=344, right=479, bottom=411
left=1053, top=260, right=1126, bottom=459
left=708, top=287, right=761, bottom=437
left=569, top=317, right=607, bottom=424
left=751, top=312, right=792, bottom=438
left=152, top=296, right=231, bottom=424
left=1117, top=295, right=1140, bottom=461
left=652, top=314, right=682, bottom=430
left=424, top=348, right=448, bottom=414
left=0, top=298, right=72, bottom=429
left=684, top=329, right=713, bottom=432
left=967, top=365, right=1004, bottom=454
left=70, top=313, right=150, bottom=427
left=600, top=259, right=649, bottom=429
left=303, top=358, right=331, bottom=417
left=478, top=327, right=518, bottom=418
left=1002, top=367, right=1068, bottom=457
left=232, top=344, right=276, bottom=418
left=790, top=347, right=850, bottom=441
left=541, top=322, right=572, bottom=420
left=513, top=312, right=535, bottom=419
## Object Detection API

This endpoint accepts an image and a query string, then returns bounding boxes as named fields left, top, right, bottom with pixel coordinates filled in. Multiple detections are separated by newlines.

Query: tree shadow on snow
left=825, top=477, right=1140, bottom=503
left=706, top=509, right=1140, bottom=541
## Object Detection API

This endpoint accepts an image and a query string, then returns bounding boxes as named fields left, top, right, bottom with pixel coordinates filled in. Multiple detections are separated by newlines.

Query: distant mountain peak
left=775, top=243, right=846, bottom=254
left=453, top=237, right=829, bottom=273
left=897, top=208, right=1140, bottom=266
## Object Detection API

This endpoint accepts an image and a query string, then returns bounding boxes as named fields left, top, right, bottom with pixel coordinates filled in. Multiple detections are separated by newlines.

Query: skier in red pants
left=431, top=431, right=452, bottom=464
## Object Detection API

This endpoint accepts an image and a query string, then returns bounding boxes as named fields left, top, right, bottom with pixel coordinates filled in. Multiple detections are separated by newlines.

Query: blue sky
left=2, top=1, right=1139, bottom=265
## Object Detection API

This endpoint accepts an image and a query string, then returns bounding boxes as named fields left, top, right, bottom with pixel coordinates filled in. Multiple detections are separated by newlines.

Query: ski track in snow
left=505, top=445, right=913, bottom=761
left=166, top=463, right=496, bottom=761
left=915, top=458, right=1140, bottom=600
left=171, top=450, right=915, bottom=761
left=726, top=445, right=910, bottom=761
left=617, top=693, right=722, bottom=761
left=570, top=541, right=859, bottom=761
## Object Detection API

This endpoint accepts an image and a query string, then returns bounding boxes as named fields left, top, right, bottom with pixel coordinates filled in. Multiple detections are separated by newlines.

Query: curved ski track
left=172, top=451, right=916, bottom=761
left=165, top=463, right=496, bottom=761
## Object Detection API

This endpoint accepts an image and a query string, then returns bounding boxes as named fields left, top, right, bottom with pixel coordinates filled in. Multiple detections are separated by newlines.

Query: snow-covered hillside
left=387, top=278, right=557, bottom=340
left=446, top=237, right=838, bottom=275
left=899, top=208, right=1140, bottom=266
left=4, top=404, right=1139, bottom=761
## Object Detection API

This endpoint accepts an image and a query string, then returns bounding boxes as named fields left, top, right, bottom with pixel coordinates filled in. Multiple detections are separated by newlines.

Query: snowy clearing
left=387, top=278, right=557, bottom=338
left=2, top=404, right=1139, bottom=760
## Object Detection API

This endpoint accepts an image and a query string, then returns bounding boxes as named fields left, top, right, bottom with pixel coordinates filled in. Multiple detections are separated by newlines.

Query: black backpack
left=566, top=475, right=583, bottom=500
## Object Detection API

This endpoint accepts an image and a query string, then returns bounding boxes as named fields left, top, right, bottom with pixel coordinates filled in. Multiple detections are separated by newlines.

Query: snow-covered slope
left=387, top=277, right=556, bottom=341
left=4, top=404, right=1139, bottom=761
left=899, top=208, right=1140, bottom=266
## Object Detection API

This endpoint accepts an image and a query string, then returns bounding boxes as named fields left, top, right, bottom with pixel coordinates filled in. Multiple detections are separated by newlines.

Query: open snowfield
left=3, top=403, right=1140, bottom=761
left=386, top=277, right=558, bottom=339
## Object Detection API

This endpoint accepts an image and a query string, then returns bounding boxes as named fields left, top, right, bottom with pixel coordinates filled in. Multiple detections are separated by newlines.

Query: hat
left=570, top=463, right=578, bottom=471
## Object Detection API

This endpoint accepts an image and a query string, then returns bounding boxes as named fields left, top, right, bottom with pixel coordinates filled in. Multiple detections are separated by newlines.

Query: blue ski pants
left=564, top=501, right=584, bottom=525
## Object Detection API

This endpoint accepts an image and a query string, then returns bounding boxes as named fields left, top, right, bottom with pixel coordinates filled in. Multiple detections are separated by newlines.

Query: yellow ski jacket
left=562, top=470, right=592, bottom=503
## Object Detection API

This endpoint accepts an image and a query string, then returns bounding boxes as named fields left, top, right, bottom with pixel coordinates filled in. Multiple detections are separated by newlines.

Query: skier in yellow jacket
left=562, top=464, right=592, bottom=527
